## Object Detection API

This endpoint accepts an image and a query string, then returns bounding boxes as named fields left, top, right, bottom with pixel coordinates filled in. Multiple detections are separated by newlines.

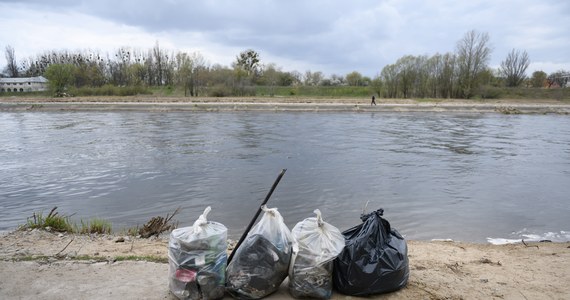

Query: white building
left=0, top=76, right=49, bottom=92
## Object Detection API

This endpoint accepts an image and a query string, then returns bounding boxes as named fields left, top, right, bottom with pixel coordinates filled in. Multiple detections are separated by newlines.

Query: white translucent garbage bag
left=226, top=205, right=293, bottom=299
left=289, top=209, right=345, bottom=299
left=168, top=206, right=228, bottom=300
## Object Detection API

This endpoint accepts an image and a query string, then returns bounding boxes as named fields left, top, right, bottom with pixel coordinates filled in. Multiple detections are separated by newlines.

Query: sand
left=1, top=229, right=569, bottom=299
left=0, top=96, right=569, bottom=114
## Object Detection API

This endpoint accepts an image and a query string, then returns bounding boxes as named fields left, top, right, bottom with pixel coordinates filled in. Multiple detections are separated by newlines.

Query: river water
left=1, top=111, right=569, bottom=243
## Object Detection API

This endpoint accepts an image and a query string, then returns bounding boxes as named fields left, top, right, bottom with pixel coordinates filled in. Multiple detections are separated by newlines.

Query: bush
left=208, top=84, right=232, bottom=97
left=476, top=85, right=502, bottom=99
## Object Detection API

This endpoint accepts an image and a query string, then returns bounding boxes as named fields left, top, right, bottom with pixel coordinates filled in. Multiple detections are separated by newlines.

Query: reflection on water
left=1, top=111, right=569, bottom=242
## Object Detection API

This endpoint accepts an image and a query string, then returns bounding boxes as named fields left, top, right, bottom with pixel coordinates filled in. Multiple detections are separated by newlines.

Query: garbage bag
left=168, top=206, right=227, bottom=300
left=288, top=209, right=345, bottom=299
left=333, top=208, right=409, bottom=296
left=226, top=205, right=293, bottom=299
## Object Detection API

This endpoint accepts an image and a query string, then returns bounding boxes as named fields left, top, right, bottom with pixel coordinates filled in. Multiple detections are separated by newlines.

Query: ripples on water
left=1, top=111, right=569, bottom=243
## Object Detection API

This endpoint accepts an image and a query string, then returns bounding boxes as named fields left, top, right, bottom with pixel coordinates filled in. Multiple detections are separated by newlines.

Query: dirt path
left=1, top=96, right=569, bottom=114
left=1, top=230, right=569, bottom=299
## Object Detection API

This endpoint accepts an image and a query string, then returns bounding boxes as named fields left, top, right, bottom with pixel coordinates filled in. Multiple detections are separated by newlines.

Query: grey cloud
left=1, top=0, right=568, bottom=75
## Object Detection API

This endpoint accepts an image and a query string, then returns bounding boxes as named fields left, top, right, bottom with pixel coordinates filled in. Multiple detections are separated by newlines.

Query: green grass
left=120, top=226, right=141, bottom=237
left=255, top=85, right=372, bottom=98
left=148, top=85, right=373, bottom=98
left=78, top=218, right=112, bottom=234
left=154, top=85, right=570, bottom=100
left=24, top=207, right=113, bottom=235
left=26, top=207, right=74, bottom=233
left=114, top=255, right=168, bottom=263
left=71, top=84, right=152, bottom=97
left=4, top=84, right=568, bottom=100
left=12, top=255, right=50, bottom=262
left=11, top=254, right=167, bottom=263
left=0, top=91, right=51, bottom=98
left=496, top=87, right=570, bottom=100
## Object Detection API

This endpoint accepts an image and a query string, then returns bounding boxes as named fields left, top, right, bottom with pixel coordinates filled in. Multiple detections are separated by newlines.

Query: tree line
left=2, top=30, right=568, bottom=98
left=371, top=30, right=567, bottom=99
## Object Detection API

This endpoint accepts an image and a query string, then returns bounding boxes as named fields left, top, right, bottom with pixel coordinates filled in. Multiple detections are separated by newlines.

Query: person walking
left=371, top=95, right=377, bottom=105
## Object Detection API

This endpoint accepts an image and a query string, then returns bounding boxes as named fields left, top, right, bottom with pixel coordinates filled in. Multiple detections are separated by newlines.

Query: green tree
left=277, top=72, right=295, bottom=86
left=380, top=64, right=399, bottom=98
left=346, top=71, right=364, bottom=86
left=126, top=63, right=147, bottom=86
left=396, top=55, right=418, bottom=98
left=259, top=63, right=280, bottom=95
left=499, top=49, right=530, bottom=87
left=235, top=49, right=261, bottom=78
left=530, top=70, right=547, bottom=88
left=174, top=52, right=194, bottom=96
left=44, top=63, right=76, bottom=96
left=370, top=75, right=383, bottom=97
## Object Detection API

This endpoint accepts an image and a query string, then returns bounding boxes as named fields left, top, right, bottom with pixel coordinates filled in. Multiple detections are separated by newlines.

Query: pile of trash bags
left=168, top=206, right=409, bottom=300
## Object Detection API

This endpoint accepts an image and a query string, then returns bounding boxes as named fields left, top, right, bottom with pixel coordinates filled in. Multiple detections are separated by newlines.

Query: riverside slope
left=1, top=96, right=569, bottom=114
left=1, top=230, right=569, bottom=299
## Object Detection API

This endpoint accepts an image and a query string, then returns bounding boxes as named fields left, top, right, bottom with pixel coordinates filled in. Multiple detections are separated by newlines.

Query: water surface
left=1, top=111, right=569, bottom=243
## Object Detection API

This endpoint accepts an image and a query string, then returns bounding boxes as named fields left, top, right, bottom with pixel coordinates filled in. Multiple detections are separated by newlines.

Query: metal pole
left=227, top=168, right=287, bottom=264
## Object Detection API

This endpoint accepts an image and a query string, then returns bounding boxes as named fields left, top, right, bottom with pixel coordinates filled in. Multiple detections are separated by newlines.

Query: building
left=0, top=76, right=49, bottom=92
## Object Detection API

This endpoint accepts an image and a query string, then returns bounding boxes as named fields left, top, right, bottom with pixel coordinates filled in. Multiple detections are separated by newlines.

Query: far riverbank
left=1, top=96, right=569, bottom=113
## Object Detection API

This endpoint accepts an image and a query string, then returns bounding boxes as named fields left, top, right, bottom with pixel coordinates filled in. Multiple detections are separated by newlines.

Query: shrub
left=208, top=84, right=232, bottom=97
left=476, top=85, right=502, bottom=99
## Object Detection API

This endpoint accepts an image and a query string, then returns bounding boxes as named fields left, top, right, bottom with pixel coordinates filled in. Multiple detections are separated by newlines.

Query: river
left=1, top=111, right=569, bottom=243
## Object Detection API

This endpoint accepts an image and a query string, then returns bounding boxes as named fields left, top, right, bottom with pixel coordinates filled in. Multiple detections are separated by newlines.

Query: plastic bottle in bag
left=289, top=209, right=345, bottom=299
left=168, top=206, right=227, bottom=300
left=226, top=205, right=293, bottom=299
left=333, top=208, right=409, bottom=296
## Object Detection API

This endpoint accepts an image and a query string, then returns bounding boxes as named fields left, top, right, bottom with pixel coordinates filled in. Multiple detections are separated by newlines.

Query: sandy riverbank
left=1, top=229, right=569, bottom=299
left=1, top=96, right=569, bottom=114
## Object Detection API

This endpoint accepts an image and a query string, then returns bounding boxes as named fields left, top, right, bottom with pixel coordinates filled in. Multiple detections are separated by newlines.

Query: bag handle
left=360, top=208, right=392, bottom=241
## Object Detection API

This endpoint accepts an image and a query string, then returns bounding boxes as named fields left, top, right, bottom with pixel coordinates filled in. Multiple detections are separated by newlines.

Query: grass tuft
left=25, top=207, right=74, bottom=233
left=79, top=218, right=112, bottom=234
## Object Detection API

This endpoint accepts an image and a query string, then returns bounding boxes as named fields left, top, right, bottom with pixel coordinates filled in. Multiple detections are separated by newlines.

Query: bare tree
left=455, top=30, right=492, bottom=98
left=4, top=45, right=20, bottom=77
left=303, top=70, right=323, bottom=86
left=499, top=49, right=530, bottom=87
left=547, top=70, right=570, bottom=88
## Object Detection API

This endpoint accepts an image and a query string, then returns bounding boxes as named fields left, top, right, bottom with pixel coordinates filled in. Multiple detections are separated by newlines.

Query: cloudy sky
left=1, top=0, right=569, bottom=77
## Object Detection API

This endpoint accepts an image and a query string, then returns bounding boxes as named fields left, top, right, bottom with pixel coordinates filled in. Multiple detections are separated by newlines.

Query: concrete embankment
left=1, top=101, right=570, bottom=114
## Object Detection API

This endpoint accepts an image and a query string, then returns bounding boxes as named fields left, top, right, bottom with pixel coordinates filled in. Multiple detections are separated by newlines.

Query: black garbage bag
left=333, top=208, right=409, bottom=296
